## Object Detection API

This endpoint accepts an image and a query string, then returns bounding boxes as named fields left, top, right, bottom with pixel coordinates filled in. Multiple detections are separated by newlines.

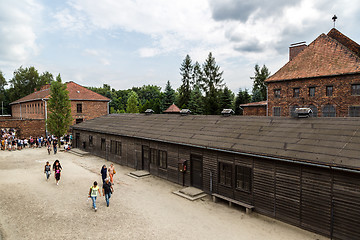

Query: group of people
left=1, top=129, right=72, bottom=153
left=44, top=160, right=62, bottom=185
left=88, top=164, right=116, bottom=211
left=44, top=159, right=117, bottom=212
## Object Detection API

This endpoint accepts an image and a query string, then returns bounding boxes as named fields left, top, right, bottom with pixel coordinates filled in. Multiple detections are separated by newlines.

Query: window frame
left=326, top=85, right=333, bottom=97
left=219, top=162, right=232, bottom=187
left=351, top=84, right=360, bottom=95
left=77, top=103, right=82, bottom=113
left=322, top=104, right=336, bottom=117
left=274, top=89, right=281, bottom=98
left=101, top=138, right=106, bottom=151
left=150, top=148, right=158, bottom=165
left=293, top=88, right=300, bottom=98
left=235, top=165, right=252, bottom=193
left=349, top=106, right=360, bottom=117
left=309, top=87, right=315, bottom=97
left=273, top=107, right=281, bottom=116
left=158, top=150, right=167, bottom=169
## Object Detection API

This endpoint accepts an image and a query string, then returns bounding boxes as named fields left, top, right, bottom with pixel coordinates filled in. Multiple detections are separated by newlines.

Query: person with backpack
left=108, top=163, right=116, bottom=185
left=102, top=178, right=114, bottom=207
left=89, top=181, right=101, bottom=211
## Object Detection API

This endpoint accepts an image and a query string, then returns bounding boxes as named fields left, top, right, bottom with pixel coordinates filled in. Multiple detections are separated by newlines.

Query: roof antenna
left=332, top=15, right=337, bottom=28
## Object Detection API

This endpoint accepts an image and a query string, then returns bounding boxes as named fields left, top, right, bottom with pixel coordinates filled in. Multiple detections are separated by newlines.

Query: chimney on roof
left=180, top=109, right=191, bottom=116
left=221, top=109, right=234, bottom=117
left=289, top=41, right=307, bottom=61
left=145, top=109, right=154, bottom=115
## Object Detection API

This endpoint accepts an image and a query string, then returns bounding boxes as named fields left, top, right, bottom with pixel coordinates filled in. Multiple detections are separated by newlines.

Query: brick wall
left=0, top=119, right=46, bottom=138
left=11, top=100, right=45, bottom=119
left=71, top=101, right=108, bottom=124
left=267, top=74, right=360, bottom=117
left=243, top=105, right=267, bottom=116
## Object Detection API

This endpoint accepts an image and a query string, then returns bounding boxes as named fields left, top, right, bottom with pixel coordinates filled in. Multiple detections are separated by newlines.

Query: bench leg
left=229, top=202, right=232, bottom=207
left=212, top=196, right=217, bottom=203
left=246, top=208, right=252, bottom=214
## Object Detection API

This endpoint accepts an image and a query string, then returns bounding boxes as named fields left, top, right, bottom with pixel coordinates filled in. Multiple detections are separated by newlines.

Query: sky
left=0, top=0, right=360, bottom=93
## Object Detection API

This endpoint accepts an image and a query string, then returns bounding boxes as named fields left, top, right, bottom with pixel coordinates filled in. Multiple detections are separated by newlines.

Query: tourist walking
left=53, top=160, right=62, bottom=185
left=44, top=161, right=51, bottom=181
left=47, top=141, right=52, bottom=155
left=102, top=178, right=114, bottom=207
left=53, top=138, right=58, bottom=154
left=101, top=165, right=107, bottom=184
left=89, top=181, right=101, bottom=211
left=108, top=163, right=116, bottom=185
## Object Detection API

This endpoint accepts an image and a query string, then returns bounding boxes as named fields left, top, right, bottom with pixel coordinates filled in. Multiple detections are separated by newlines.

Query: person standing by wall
left=89, top=181, right=101, bottom=211
left=102, top=178, right=114, bottom=207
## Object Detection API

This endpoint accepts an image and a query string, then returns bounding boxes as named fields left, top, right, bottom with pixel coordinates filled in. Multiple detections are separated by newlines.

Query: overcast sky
left=1, top=0, right=359, bottom=93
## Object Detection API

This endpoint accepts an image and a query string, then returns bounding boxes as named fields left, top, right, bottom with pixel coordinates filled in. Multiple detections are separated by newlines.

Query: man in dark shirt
left=53, top=138, right=58, bottom=154
left=101, top=165, right=107, bottom=184
left=102, top=178, right=114, bottom=207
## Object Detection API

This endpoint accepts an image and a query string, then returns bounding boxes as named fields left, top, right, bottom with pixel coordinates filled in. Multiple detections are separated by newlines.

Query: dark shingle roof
left=11, top=81, right=110, bottom=104
left=266, top=28, right=360, bottom=82
left=72, top=114, right=360, bottom=171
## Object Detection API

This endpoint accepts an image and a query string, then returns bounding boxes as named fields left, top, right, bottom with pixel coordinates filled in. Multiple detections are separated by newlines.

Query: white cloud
left=0, top=0, right=42, bottom=63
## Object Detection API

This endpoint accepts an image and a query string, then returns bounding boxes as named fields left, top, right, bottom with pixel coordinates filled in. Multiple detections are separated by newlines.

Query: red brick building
left=240, top=101, right=267, bottom=116
left=266, top=28, right=360, bottom=117
left=10, top=81, right=110, bottom=124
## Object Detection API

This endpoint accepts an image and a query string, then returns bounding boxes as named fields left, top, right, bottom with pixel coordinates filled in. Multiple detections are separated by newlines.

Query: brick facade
left=242, top=105, right=267, bottom=116
left=0, top=119, right=45, bottom=138
left=70, top=101, right=108, bottom=124
left=268, top=73, right=360, bottom=117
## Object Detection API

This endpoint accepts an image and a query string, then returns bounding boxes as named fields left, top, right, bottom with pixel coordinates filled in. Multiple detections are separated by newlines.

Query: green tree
left=126, top=91, right=139, bottom=113
left=251, top=89, right=263, bottom=102
left=201, top=52, right=224, bottom=115
left=188, top=85, right=204, bottom=115
left=39, top=71, right=54, bottom=85
left=47, top=74, right=73, bottom=138
left=178, top=55, right=193, bottom=108
left=219, top=86, right=234, bottom=110
left=234, top=88, right=251, bottom=115
left=163, top=80, right=176, bottom=110
left=191, top=61, right=203, bottom=88
left=8, top=66, right=41, bottom=102
left=251, top=64, right=270, bottom=101
left=0, top=71, right=9, bottom=115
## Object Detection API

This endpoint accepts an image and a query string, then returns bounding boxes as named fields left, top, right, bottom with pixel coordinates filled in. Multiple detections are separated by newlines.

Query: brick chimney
left=289, top=41, right=307, bottom=61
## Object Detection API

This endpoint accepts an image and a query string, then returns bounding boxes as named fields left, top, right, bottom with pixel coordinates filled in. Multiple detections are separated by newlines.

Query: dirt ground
left=0, top=148, right=327, bottom=240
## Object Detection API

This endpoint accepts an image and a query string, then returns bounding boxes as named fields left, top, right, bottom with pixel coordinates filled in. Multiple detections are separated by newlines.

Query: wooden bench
left=212, top=193, right=254, bottom=214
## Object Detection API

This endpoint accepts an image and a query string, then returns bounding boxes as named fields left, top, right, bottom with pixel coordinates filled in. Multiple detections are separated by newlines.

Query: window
left=76, top=118, right=83, bottom=124
left=110, top=140, right=122, bottom=155
left=273, top=107, right=281, bottom=116
left=322, top=104, right=336, bottom=117
left=101, top=138, right=106, bottom=151
left=293, top=88, right=300, bottom=98
left=351, top=84, right=360, bottom=95
left=150, top=148, right=158, bottom=165
left=326, top=86, right=333, bottom=96
left=219, top=162, right=232, bottom=187
left=236, top=165, right=252, bottom=192
left=349, top=106, right=360, bottom=117
left=274, top=89, right=281, bottom=98
left=159, top=150, right=167, bottom=169
left=89, top=135, right=93, bottom=147
left=77, top=103, right=82, bottom=113
left=309, top=87, right=315, bottom=97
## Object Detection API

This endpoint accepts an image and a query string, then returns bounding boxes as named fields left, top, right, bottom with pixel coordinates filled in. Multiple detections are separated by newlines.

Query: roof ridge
left=327, top=28, right=360, bottom=57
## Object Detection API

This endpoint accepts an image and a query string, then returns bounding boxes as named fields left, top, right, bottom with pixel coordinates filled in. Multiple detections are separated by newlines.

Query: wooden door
left=191, top=154, right=203, bottom=189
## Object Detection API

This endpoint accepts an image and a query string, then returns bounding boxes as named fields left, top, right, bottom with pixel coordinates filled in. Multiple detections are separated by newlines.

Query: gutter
left=71, top=126, right=360, bottom=174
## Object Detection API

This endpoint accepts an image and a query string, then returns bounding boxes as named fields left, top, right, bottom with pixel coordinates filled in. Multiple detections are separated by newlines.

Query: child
left=44, top=161, right=51, bottom=181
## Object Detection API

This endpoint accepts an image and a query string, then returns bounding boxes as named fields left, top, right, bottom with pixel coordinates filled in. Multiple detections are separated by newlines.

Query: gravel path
left=0, top=148, right=327, bottom=240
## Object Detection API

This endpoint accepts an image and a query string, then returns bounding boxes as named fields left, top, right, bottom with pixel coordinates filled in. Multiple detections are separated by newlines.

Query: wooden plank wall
left=234, top=155, right=253, bottom=205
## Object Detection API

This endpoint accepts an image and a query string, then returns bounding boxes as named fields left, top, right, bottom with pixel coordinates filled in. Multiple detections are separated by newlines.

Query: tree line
left=0, top=53, right=270, bottom=115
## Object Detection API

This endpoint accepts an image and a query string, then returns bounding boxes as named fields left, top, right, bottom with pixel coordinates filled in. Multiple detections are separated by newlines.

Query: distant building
left=266, top=28, right=360, bottom=117
left=163, top=103, right=181, bottom=114
left=240, top=101, right=267, bottom=116
left=10, top=81, right=110, bottom=125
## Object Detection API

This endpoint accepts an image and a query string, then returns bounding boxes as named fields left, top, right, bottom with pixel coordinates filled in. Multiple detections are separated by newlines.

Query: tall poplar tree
left=47, top=74, right=72, bottom=137
left=251, top=64, right=270, bottom=101
left=126, top=90, right=139, bottom=113
left=178, top=55, right=193, bottom=108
